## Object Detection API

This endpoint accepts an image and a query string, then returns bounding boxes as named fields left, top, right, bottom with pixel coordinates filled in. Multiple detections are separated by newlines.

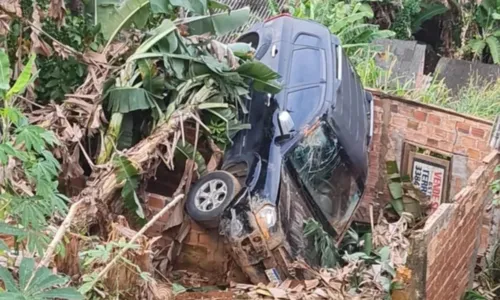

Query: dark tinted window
left=286, top=86, right=321, bottom=128
left=286, top=121, right=360, bottom=233
left=295, top=34, right=321, bottom=47
left=289, top=48, right=324, bottom=85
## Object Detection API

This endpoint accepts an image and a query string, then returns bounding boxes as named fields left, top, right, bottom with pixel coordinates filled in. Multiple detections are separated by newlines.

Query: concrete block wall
left=357, top=90, right=494, bottom=222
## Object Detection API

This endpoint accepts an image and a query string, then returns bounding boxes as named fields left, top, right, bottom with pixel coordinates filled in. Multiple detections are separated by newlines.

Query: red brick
left=399, top=106, right=415, bottom=117
left=458, top=136, right=477, bottom=148
left=390, top=104, right=398, bottom=113
left=408, top=133, right=427, bottom=145
left=147, top=193, right=167, bottom=209
left=407, top=120, right=419, bottom=130
left=186, top=232, right=199, bottom=245
left=433, top=128, right=449, bottom=139
left=391, top=115, right=408, bottom=127
left=413, top=110, right=428, bottom=121
left=467, top=148, right=481, bottom=160
left=438, top=141, right=453, bottom=152
left=471, top=127, right=485, bottom=138
left=478, top=141, right=491, bottom=152
left=428, top=114, right=441, bottom=125
left=198, top=232, right=216, bottom=247
left=427, top=138, right=439, bottom=147
left=456, top=122, right=470, bottom=134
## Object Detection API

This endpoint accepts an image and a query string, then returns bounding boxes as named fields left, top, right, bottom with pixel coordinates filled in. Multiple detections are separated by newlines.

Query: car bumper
left=221, top=196, right=292, bottom=284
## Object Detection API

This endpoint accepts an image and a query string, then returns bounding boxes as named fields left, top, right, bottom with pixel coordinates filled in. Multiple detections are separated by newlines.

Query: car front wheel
left=186, top=171, right=241, bottom=228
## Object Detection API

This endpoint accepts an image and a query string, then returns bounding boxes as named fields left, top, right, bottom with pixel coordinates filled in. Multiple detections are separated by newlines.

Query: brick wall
left=407, top=151, right=499, bottom=300
left=357, top=90, right=494, bottom=221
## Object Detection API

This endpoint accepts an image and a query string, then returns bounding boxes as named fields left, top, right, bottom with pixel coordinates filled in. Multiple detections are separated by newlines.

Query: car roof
left=238, top=16, right=369, bottom=179
left=240, top=15, right=336, bottom=131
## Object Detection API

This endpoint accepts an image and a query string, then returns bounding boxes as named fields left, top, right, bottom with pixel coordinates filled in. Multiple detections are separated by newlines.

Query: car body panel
left=218, top=15, right=371, bottom=283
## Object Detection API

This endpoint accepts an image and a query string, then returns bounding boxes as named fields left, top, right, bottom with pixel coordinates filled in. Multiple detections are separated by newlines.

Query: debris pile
left=227, top=215, right=413, bottom=300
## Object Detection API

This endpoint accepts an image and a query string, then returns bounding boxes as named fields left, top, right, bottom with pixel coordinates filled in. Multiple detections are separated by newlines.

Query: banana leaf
left=97, top=0, right=150, bottom=42
left=106, top=87, right=159, bottom=113
left=0, top=49, right=10, bottom=90
left=176, top=7, right=250, bottom=36
left=175, top=141, right=207, bottom=174
left=411, top=3, right=448, bottom=33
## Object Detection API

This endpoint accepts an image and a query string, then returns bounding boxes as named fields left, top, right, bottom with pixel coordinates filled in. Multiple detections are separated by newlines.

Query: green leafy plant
left=6, top=9, right=104, bottom=103
left=0, top=50, right=68, bottom=255
left=98, top=15, right=278, bottom=164
left=113, top=155, right=144, bottom=219
left=467, top=0, right=500, bottom=63
left=98, top=0, right=248, bottom=46
left=289, top=0, right=395, bottom=53
left=0, top=257, right=83, bottom=299
left=303, top=219, right=339, bottom=268
left=491, top=165, right=500, bottom=206
left=411, top=2, right=449, bottom=33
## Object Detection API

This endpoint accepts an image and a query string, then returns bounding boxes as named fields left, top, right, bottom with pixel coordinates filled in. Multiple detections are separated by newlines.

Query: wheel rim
left=194, top=179, right=228, bottom=212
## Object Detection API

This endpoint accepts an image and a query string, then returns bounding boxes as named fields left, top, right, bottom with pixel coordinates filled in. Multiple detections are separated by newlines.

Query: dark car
left=185, top=14, right=374, bottom=284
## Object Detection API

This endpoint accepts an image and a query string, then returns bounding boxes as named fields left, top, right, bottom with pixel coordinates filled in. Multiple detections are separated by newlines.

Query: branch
left=24, top=199, right=84, bottom=289
left=87, top=194, right=184, bottom=290
left=40, top=200, right=83, bottom=267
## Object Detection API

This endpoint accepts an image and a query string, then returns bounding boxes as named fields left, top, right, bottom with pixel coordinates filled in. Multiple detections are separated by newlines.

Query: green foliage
left=392, top=0, right=422, bottom=39
left=0, top=257, right=83, bottom=299
left=289, top=0, right=395, bottom=53
left=99, top=0, right=250, bottom=46
left=391, top=0, right=448, bottom=39
left=303, top=219, right=339, bottom=268
left=4, top=7, right=104, bottom=103
left=36, top=14, right=104, bottom=102
left=0, top=48, right=10, bottom=91
left=467, top=0, right=500, bottom=63
left=491, top=165, right=500, bottom=206
left=79, top=238, right=153, bottom=296
left=0, top=50, right=67, bottom=255
left=462, top=291, right=487, bottom=300
left=99, top=12, right=280, bottom=163
left=175, top=142, right=208, bottom=174
left=113, top=155, right=144, bottom=219
left=411, top=2, right=449, bottom=33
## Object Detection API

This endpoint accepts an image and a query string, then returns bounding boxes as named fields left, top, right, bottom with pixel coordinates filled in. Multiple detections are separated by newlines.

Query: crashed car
left=185, top=14, right=374, bottom=284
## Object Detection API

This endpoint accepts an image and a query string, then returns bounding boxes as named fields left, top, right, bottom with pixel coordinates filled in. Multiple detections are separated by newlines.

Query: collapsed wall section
left=409, top=152, right=499, bottom=299
left=357, top=90, right=494, bottom=222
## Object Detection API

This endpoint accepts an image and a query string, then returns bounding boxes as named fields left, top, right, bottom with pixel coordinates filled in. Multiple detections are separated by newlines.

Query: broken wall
left=408, top=152, right=499, bottom=300
left=357, top=90, right=494, bottom=222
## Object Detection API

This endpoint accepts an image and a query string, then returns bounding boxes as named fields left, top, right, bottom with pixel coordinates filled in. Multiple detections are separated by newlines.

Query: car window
left=286, top=121, right=360, bottom=233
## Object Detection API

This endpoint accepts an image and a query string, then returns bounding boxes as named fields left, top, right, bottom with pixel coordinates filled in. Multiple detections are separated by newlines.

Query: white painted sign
left=412, top=159, right=445, bottom=203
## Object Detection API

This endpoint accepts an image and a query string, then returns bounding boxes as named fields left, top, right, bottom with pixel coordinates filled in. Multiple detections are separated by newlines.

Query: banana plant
left=97, top=0, right=240, bottom=46
left=97, top=13, right=281, bottom=168
left=288, top=0, right=395, bottom=53
left=326, top=2, right=395, bottom=50
left=468, top=0, right=500, bottom=64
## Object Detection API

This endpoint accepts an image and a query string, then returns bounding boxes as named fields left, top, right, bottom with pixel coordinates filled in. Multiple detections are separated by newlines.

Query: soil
left=174, top=291, right=235, bottom=300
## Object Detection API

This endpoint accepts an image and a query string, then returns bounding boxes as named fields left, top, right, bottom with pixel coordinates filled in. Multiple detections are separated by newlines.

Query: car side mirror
left=278, top=111, right=294, bottom=136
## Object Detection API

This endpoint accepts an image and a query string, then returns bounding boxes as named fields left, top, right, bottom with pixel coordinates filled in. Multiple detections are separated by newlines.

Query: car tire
left=186, top=171, right=241, bottom=229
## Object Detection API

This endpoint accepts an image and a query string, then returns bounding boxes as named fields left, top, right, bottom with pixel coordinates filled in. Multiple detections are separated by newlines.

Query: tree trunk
left=72, top=109, right=193, bottom=232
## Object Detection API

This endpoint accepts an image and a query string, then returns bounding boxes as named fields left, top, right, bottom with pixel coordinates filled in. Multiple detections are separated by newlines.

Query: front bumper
left=220, top=195, right=293, bottom=284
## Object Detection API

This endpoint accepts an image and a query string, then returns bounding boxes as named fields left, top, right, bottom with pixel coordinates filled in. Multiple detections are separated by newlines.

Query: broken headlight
left=255, top=205, right=277, bottom=239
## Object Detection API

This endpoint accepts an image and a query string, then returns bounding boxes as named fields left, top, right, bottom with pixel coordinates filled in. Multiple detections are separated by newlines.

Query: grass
left=354, top=48, right=500, bottom=120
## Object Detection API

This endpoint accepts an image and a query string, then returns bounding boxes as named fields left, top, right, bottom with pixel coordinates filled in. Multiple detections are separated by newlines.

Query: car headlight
left=255, top=205, right=277, bottom=239
left=257, top=206, right=277, bottom=228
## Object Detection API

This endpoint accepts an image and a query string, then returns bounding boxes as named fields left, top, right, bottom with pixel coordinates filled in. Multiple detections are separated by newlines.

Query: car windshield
left=286, top=121, right=361, bottom=233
